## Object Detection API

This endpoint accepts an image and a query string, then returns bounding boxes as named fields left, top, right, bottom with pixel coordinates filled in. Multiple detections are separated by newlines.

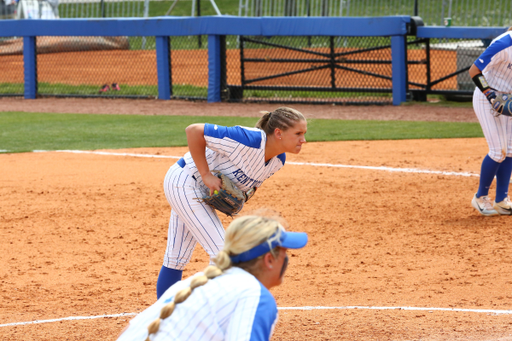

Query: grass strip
left=0, top=112, right=483, bottom=153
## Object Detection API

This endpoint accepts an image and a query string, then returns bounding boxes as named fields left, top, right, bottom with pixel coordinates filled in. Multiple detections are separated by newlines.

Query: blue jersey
left=475, top=31, right=512, bottom=93
left=118, top=267, right=278, bottom=341
left=182, top=124, right=286, bottom=192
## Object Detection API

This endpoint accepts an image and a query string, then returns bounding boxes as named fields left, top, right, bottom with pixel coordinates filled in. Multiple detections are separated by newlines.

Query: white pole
left=209, top=0, right=222, bottom=15
left=141, top=0, right=150, bottom=49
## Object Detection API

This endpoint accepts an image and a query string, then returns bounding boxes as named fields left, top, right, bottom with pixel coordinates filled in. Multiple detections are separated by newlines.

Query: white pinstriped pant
left=473, top=89, right=512, bottom=162
left=162, top=163, right=224, bottom=270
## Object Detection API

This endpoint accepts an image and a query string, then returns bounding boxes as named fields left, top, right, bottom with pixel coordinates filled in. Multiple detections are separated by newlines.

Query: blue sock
left=495, top=157, right=512, bottom=202
left=476, top=155, right=501, bottom=198
left=156, top=266, right=183, bottom=299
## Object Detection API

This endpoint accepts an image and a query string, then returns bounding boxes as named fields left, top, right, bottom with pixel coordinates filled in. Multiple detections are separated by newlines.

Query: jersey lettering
left=232, top=169, right=263, bottom=187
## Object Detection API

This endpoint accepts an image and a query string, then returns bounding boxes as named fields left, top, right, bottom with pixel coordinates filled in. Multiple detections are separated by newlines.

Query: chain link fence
left=407, top=36, right=487, bottom=102
left=7, top=0, right=509, bottom=26
left=0, top=35, right=210, bottom=99
left=12, top=0, right=148, bottom=19
left=0, top=0, right=509, bottom=102
left=0, top=33, right=497, bottom=103
left=240, top=0, right=512, bottom=27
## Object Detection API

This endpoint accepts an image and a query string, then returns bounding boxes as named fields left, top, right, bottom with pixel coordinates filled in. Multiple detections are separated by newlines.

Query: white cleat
left=471, top=194, right=499, bottom=216
left=493, top=197, right=512, bottom=215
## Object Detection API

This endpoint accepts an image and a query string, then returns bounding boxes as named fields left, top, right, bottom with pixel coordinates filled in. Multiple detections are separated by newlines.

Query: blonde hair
left=255, top=107, right=306, bottom=136
left=145, top=214, right=284, bottom=341
left=508, top=26, right=512, bottom=32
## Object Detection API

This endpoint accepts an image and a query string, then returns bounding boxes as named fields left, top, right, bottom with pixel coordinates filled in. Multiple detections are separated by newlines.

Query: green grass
left=58, top=0, right=240, bottom=19
left=244, top=89, right=392, bottom=100
left=0, top=82, right=473, bottom=104
left=0, top=112, right=483, bottom=153
left=0, top=83, right=23, bottom=94
left=0, top=83, right=208, bottom=98
left=37, top=82, right=159, bottom=96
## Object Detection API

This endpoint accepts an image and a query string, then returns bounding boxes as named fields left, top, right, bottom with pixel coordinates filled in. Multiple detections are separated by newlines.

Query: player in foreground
left=117, top=214, right=308, bottom=341
left=469, top=26, right=512, bottom=216
left=157, top=107, right=307, bottom=298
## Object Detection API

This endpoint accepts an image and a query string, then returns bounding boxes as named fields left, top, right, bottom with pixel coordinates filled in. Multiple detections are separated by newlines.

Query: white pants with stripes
left=162, top=163, right=224, bottom=270
left=473, top=89, right=512, bottom=162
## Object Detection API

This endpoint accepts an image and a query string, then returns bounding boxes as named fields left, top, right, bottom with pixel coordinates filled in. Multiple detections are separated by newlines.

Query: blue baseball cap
left=230, top=229, right=308, bottom=264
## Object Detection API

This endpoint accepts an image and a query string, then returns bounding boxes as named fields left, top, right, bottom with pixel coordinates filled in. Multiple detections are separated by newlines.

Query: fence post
left=208, top=35, right=221, bottom=103
left=23, top=36, right=37, bottom=99
left=391, top=35, right=407, bottom=105
left=156, top=36, right=171, bottom=100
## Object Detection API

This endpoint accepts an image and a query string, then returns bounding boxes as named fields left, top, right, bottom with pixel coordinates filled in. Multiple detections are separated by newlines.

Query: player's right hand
left=202, top=172, right=222, bottom=195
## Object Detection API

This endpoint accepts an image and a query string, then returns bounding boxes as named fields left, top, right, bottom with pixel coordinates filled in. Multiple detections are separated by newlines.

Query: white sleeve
left=116, top=274, right=200, bottom=341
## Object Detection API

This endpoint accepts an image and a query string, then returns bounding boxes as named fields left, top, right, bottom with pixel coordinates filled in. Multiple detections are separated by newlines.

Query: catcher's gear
left=491, top=92, right=512, bottom=117
left=200, top=172, right=246, bottom=217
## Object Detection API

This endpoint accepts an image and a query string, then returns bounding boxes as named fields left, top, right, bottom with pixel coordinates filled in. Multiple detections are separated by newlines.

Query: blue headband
left=230, top=231, right=282, bottom=264
left=229, top=229, right=308, bottom=264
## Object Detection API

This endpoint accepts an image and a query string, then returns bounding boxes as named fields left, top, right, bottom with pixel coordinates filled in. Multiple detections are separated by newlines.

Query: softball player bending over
left=118, top=214, right=308, bottom=341
left=157, top=107, right=307, bottom=298
left=469, top=26, right=512, bottom=216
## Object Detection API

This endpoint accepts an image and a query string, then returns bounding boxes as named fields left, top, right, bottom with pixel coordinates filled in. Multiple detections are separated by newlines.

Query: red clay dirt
left=2, top=98, right=512, bottom=341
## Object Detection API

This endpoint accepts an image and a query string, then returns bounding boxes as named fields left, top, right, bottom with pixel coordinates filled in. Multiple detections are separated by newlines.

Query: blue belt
left=177, top=158, right=197, bottom=181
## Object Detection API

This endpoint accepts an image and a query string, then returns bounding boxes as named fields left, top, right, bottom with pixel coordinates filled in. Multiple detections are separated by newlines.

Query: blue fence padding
left=390, top=36, right=407, bottom=106
left=0, top=16, right=410, bottom=37
left=207, top=35, right=221, bottom=103
left=417, top=26, right=507, bottom=40
left=155, top=36, right=171, bottom=100
left=23, top=36, right=37, bottom=99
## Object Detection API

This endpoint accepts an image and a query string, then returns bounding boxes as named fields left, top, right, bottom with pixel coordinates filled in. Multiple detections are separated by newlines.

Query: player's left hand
left=483, top=89, right=497, bottom=104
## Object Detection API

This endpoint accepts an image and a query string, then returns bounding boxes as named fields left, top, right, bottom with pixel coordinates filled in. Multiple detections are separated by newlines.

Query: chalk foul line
left=278, top=306, right=512, bottom=314
left=0, top=313, right=137, bottom=327
left=2, top=306, right=512, bottom=327
left=32, top=150, right=478, bottom=178
left=34, top=150, right=183, bottom=159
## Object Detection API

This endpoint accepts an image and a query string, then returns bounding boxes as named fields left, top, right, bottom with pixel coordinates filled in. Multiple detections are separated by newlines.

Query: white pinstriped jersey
left=182, top=124, right=286, bottom=192
left=475, top=31, right=512, bottom=93
left=473, top=30, right=512, bottom=162
left=117, top=267, right=278, bottom=341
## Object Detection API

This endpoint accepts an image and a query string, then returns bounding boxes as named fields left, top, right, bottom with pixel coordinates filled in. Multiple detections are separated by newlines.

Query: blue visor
left=230, top=230, right=308, bottom=264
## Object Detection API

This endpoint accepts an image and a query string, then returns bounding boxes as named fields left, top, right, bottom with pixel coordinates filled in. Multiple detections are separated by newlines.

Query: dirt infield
left=2, top=99, right=512, bottom=341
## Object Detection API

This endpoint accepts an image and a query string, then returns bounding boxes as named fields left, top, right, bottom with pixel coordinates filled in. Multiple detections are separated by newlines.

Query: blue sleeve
left=204, top=124, right=262, bottom=148
left=249, top=284, right=278, bottom=341
left=474, top=34, right=512, bottom=71
left=277, top=153, right=286, bottom=165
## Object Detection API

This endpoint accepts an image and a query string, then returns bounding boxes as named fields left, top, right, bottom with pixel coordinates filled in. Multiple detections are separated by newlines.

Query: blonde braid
left=144, top=263, right=227, bottom=340
left=144, top=214, right=283, bottom=340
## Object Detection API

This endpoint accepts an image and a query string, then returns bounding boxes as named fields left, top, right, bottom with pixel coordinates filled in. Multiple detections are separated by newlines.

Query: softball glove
left=491, top=92, right=512, bottom=117
left=200, top=172, right=246, bottom=216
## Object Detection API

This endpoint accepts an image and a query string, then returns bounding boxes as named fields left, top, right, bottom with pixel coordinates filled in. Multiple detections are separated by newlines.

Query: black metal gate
left=406, top=37, right=478, bottom=102
left=225, top=35, right=395, bottom=105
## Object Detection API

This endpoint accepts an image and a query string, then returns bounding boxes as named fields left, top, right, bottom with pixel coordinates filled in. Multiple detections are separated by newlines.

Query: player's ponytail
left=256, top=107, right=305, bottom=136
left=145, top=213, right=284, bottom=340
